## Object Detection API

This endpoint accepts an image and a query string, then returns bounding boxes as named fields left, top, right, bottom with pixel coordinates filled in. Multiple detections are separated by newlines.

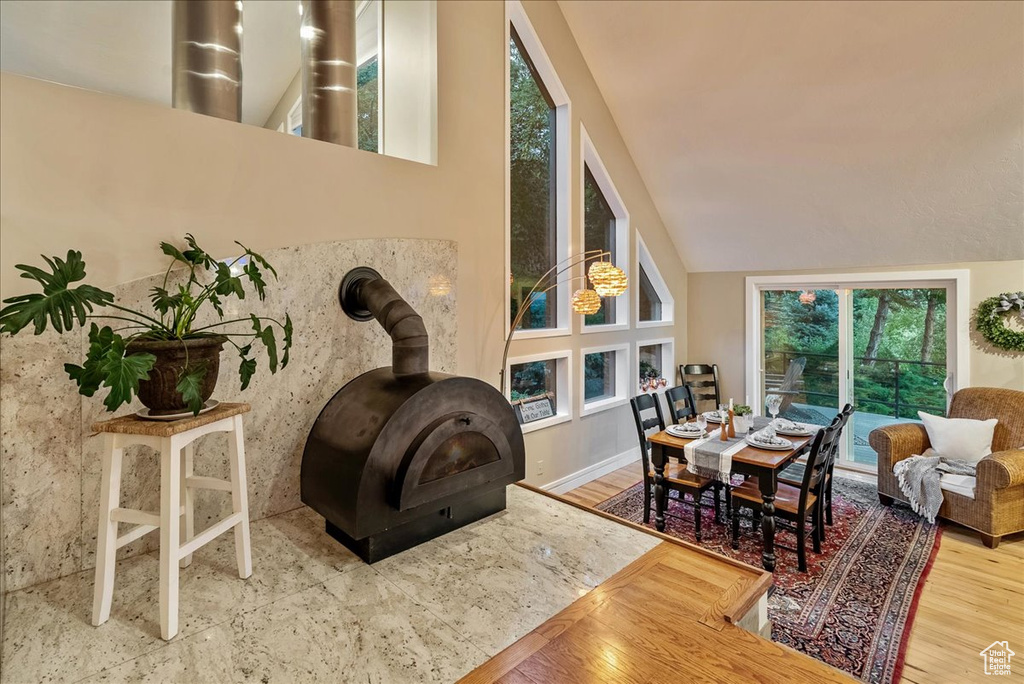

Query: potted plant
left=0, top=234, right=292, bottom=416
left=733, top=404, right=753, bottom=433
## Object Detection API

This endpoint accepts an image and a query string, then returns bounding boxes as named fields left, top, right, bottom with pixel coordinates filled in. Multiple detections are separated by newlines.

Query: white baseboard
left=540, top=447, right=641, bottom=495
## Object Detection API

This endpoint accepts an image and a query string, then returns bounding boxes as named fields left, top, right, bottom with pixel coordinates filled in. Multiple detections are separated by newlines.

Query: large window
left=636, top=233, right=673, bottom=327
left=747, top=271, right=968, bottom=472
left=583, top=167, right=616, bottom=326
left=581, top=344, right=629, bottom=416
left=636, top=338, right=675, bottom=394
left=507, top=351, right=572, bottom=433
left=509, top=28, right=557, bottom=330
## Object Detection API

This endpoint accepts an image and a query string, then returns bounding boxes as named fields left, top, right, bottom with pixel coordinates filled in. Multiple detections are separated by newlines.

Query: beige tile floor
left=1, top=486, right=659, bottom=683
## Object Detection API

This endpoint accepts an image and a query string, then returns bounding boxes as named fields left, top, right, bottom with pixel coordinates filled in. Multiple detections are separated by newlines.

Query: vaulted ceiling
left=559, top=0, right=1023, bottom=273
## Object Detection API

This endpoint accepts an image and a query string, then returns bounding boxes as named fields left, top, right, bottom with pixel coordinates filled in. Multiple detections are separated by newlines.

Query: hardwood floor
left=561, top=464, right=1024, bottom=684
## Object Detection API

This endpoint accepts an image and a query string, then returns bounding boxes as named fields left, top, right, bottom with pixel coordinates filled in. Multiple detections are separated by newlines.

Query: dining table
left=648, top=425, right=813, bottom=572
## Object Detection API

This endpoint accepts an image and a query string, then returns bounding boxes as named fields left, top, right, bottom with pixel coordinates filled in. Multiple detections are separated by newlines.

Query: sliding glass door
left=753, top=274, right=964, bottom=472
left=762, top=289, right=840, bottom=428
left=846, top=288, right=949, bottom=468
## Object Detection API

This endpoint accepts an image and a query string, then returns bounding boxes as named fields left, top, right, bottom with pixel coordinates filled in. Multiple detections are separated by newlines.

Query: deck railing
left=764, top=349, right=947, bottom=419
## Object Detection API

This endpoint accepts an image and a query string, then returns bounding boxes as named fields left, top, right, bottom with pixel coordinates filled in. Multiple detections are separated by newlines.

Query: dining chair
left=630, top=393, right=719, bottom=540
left=680, top=363, right=721, bottom=413
left=778, top=404, right=853, bottom=532
left=730, top=417, right=842, bottom=572
left=665, top=385, right=698, bottom=424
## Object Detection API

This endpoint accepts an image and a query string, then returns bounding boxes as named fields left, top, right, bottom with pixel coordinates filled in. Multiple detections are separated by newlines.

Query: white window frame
left=579, top=125, right=629, bottom=333
left=579, top=343, right=630, bottom=417
left=745, top=270, right=971, bottom=472
left=505, top=0, right=572, bottom=341
left=635, top=232, right=674, bottom=328
left=506, top=350, right=573, bottom=433
left=635, top=337, right=676, bottom=396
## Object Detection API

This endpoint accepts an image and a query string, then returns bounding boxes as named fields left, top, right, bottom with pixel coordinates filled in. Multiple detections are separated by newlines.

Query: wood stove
left=301, top=267, right=526, bottom=563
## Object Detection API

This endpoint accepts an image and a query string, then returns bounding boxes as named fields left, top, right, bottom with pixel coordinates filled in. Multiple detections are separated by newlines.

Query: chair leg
left=643, top=484, right=652, bottom=524
left=92, top=435, right=123, bottom=627
left=227, top=416, right=253, bottom=580
left=812, top=507, right=822, bottom=554
left=713, top=485, right=722, bottom=524
left=159, top=436, right=182, bottom=640
left=825, top=478, right=834, bottom=526
left=878, top=493, right=894, bottom=506
left=731, top=506, right=740, bottom=550
left=179, top=443, right=195, bottom=569
left=797, top=520, right=807, bottom=573
left=693, top=492, right=702, bottom=542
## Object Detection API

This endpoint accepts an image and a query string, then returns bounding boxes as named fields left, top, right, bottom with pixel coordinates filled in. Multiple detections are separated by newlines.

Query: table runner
left=682, top=417, right=775, bottom=482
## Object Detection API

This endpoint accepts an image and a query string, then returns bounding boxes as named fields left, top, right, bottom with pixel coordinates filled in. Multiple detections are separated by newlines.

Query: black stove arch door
left=391, top=411, right=515, bottom=512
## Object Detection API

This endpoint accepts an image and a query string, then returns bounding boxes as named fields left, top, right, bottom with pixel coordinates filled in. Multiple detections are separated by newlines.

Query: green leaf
left=208, top=292, right=224, bottom=318
left=235, top=242, right=278, bottom=279
left=64, top=323, right=116, bottom=397
left=149, top=287, right=183, bottom=315
left=0, top=250, right=114, bottom=335
left=175, top=363, right=208, bottom=415
left=281, top=313, right=293, bottom=369
left=243, top=262, right=267, bottom=301
left=251, top=315, right=278, bottom=373
left=214, top=262, right=246, bottom=300
left=238, top=353, right=257, bottom=391
left=182, top=233, right=215, bottom=269
left=99, top=337, right=156, bottom=412
left=160, top=242, right=188, bottom=263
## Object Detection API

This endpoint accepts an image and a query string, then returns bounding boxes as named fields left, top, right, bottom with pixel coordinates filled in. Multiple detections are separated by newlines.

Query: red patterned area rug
left=595, top=477, right=941, bottom=683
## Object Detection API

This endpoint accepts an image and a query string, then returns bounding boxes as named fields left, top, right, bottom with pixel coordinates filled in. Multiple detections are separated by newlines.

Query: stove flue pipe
left=339, top=267, right=429, bottom=377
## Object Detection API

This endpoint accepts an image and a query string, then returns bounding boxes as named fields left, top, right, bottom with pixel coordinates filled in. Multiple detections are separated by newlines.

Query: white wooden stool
left=90, top=402, right=253, bottom=640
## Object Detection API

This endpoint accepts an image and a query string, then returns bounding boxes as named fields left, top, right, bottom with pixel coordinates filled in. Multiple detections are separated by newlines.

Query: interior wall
left=508, top=0, right=688, bottom=489
left=688, top=260, right=1024, bottom=405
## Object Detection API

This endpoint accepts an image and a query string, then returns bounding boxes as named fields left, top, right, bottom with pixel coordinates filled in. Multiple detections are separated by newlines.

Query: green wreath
left=975, top=292, right=1024, bottom=352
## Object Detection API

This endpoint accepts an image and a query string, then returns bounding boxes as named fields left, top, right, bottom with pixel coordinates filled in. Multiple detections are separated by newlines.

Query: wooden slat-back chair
left=630, top=394, right=718, bottom=540
left=665, top=385, right=698, bottom=424
left=680, top=363, right=720, bottom=414
left=730, top=417, right=842, bottom=572
left=765, top=357, right=806, bottom=413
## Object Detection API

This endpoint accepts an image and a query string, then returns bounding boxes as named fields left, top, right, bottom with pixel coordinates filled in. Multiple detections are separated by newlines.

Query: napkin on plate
left=771, top=418, right=807, bottom=432
left=748, top=425, right=789, bottom=446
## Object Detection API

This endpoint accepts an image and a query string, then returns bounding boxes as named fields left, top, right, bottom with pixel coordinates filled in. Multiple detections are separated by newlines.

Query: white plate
left=668, top=425, right=705, bottom=438
left=775, top=427, right=812, bottom=437
left=702, top=411, right=723, bottom=423
left=136, top=399, right=219, bottom=421
left=745, top=435, right=794, bottom=451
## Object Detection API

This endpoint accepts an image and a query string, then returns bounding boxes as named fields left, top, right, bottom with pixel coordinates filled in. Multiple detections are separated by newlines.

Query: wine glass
left=695, top=413, right=707, bottom=435
left=766, top=394, right=783, bottom=424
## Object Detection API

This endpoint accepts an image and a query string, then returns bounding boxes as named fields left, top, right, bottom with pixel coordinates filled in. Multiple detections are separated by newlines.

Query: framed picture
left=514, top=392, right=555, bottom=425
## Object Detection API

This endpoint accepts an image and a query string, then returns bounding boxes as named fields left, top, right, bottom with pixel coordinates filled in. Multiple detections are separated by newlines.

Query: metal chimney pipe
left=171, top=0, right=243, bottom=122
left=339, top=268, right=430, bottom=377
left=300, top=0, right=358, bottom=147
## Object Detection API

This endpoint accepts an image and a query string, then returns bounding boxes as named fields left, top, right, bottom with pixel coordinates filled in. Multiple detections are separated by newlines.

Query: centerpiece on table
left=733, top=404, right=753, bottom=433
left=0, top=234, right=292, bottom=418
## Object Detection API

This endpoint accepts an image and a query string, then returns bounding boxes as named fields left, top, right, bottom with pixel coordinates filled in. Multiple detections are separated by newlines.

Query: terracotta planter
left=127, top=336, right=226, bottom=415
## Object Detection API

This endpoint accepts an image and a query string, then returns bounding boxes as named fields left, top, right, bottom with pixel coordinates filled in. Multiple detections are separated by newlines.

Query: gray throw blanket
left=892, top=449, right=976, bottom=523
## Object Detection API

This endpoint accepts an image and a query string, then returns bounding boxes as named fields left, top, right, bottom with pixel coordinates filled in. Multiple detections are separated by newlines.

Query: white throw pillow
left=917, top=412, right=997, bottom=465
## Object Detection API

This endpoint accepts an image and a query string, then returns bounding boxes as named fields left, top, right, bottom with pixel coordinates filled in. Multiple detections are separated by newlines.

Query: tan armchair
left=869, top=387, right=1024, bottom=548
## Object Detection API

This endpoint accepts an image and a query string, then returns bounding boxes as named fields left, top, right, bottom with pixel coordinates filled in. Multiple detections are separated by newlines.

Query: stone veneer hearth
left=0, top=238, right=457, bottom=593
